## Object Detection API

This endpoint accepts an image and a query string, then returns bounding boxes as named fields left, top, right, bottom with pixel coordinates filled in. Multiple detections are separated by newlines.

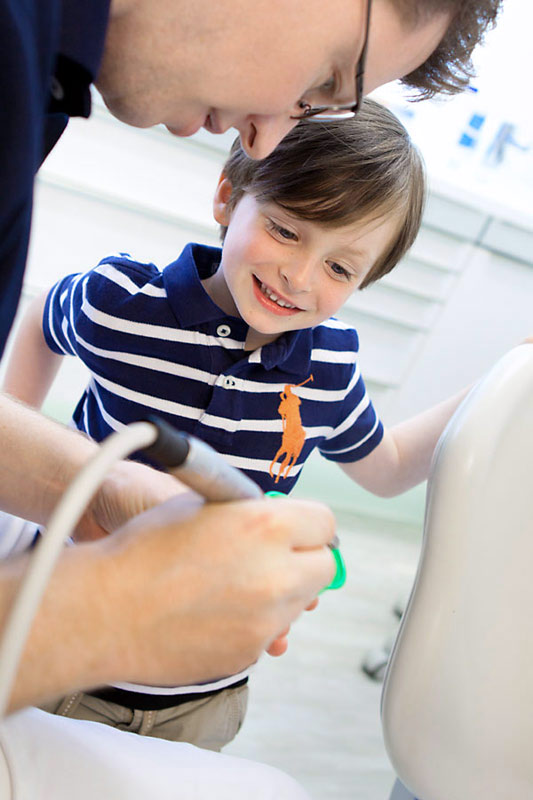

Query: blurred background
left=2, top=2, right=531, bottom=796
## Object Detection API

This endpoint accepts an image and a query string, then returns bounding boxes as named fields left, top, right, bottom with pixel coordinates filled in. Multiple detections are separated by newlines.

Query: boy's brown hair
left=220, top=99, right=425, bottom=290
left=401, top=0, right=503, bottom=98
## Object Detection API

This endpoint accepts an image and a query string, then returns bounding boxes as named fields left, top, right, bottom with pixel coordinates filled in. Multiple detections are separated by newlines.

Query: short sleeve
left=42, top=272, right=85, bottom=356
left=42, top=255, right=164, bottom=365
left=318, top=359, right=383, bottom=463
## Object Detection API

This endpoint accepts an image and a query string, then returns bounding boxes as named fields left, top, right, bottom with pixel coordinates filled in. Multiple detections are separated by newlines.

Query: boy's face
left=98, top=0, right=450, bottom=159
left=206, top=181, right=399, bottom=348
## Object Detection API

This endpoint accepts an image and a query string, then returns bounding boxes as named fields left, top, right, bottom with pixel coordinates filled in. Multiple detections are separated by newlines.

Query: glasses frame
left=291, top=0, right=372, bottom=122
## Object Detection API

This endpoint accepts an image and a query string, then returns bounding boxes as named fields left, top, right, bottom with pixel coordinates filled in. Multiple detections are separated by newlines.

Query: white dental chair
left=382, top=344, right=533, bottom=800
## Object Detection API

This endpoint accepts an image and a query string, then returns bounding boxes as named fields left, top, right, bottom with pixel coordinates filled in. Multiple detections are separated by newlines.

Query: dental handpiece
left=144, top=417, right=263, bottom=502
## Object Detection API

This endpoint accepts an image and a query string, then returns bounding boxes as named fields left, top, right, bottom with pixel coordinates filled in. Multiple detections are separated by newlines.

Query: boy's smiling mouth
left=252, top=275, right=303, bottom=316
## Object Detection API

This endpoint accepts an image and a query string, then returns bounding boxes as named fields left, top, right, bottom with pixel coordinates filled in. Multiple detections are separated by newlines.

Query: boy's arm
left=340, top=387, right=470, bottom=497
left=2, top=291, right=62, bottom=408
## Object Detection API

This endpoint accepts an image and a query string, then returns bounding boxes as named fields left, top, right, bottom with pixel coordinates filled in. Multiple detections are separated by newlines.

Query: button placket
left=198, top=372, right=242, bottom=442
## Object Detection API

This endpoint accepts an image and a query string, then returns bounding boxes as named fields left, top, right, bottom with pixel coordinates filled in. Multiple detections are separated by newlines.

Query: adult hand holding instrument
left=143, top=417, right=346, bottom=593
left=0, top=418, right=343, bottom=718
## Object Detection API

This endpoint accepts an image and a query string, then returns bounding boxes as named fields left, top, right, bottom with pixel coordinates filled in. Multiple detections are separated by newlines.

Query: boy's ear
left=213, top=174, right=234, bottom=225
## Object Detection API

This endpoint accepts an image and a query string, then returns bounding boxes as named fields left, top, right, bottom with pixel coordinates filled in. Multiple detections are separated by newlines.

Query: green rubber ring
left=265, top=491, right=346, bottom=592
left=321, top=547, right=347, bottom=592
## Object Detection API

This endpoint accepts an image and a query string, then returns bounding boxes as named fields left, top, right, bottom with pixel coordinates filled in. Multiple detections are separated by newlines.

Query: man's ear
left=213, top=174, right=234, bottom=225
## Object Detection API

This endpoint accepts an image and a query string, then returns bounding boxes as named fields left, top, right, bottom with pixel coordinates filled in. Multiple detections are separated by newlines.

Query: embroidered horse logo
left=269, top=375, right=314, bottom=483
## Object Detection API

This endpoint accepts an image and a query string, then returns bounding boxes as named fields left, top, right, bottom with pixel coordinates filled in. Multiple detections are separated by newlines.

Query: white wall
left=391, top=246, right=533, bottom=422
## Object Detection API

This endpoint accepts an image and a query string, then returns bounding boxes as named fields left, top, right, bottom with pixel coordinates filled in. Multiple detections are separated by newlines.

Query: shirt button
left=217, top=324, right=231, bottom=337
left=223, top=377, right=236, bottom=389
left=50, top=76, right=64, bottom=101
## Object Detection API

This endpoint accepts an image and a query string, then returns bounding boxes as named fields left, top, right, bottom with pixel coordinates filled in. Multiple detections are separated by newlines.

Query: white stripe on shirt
left=95, top=263, right=167, bottom=297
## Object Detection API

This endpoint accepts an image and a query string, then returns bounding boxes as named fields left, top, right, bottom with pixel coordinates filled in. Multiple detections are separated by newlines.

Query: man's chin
left=166, top=117, right=206, bottom=138
left=95, top=87, right=157, bottom=129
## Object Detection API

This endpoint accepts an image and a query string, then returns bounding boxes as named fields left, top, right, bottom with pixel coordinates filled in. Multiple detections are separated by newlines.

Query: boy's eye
left=269, top=220, right=298, bottom=241
left=328, top=261, right=352, bottom=281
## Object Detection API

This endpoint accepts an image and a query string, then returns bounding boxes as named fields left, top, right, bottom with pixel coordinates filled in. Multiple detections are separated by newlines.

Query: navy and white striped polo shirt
left=43, top=242, right=383, bottom=493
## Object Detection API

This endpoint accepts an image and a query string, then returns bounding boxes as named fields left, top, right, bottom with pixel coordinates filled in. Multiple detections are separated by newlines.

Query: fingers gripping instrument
left=265, top=491, right=346, bottom=591
left=143, top=417, right=346, bottom=591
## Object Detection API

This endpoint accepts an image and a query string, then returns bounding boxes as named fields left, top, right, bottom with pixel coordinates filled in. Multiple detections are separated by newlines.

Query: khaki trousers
left=40, top=683, right=248, bottom=752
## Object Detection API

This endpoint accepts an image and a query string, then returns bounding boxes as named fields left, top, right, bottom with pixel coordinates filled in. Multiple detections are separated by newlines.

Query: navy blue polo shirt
left=43, top=243, right=384, bottom=493
left=0, top=0, right=110, bottom=357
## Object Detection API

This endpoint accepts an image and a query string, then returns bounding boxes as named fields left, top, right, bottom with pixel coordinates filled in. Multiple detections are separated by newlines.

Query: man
left=0, top=0, right=501, bottom=797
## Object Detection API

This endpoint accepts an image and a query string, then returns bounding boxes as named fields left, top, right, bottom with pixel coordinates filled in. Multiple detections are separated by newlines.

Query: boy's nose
left=280, top=259, right=314, bottom=293
left=236, top=114, right=299, bottom=160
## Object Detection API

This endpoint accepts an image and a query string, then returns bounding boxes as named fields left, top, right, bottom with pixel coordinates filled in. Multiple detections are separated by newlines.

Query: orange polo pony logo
left=269, top=375, right=314, bottom=483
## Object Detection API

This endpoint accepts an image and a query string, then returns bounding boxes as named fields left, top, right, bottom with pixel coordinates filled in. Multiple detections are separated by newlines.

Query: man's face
left=97, top=0, right=449, bottom=159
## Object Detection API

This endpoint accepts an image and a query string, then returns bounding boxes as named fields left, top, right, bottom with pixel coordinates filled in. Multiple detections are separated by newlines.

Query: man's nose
left=236, top=114, right=299, bottom=160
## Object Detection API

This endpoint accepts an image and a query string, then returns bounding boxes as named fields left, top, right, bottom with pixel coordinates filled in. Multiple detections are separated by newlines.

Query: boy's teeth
left=260, top=282, right=296, bottom=309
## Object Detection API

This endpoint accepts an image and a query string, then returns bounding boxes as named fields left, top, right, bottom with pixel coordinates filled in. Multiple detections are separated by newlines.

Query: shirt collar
left=260, top=327, right=313, bottom=375
left=163, top=243, right=313, bottom=374
left=162, top=243, right=242, bottom=327
left=49, top=0, right=111, bottom=118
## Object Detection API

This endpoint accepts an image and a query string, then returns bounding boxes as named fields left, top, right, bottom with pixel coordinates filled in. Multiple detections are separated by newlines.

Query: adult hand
left=0, top=396, right=189, bottom=539
left=266, top=597, right=320, bottom=657
left=79, top=462, right=328, bottom=661
left=6, top=482, right=335, bottom=710
left=72, top=452, right=325, bottom=658
left=90, top=492, right=335, bottom=689
left=75, top=458, right=191, bottom=541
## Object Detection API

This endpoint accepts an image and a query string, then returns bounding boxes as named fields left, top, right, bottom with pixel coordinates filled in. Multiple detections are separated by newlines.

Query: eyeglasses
left=291, top=0, right=371, bottom=122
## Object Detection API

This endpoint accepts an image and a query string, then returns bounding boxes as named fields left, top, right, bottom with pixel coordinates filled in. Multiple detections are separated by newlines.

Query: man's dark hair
left=399, top=0, right=503, bottom=98
left=220, top=99, right=425, bottom=290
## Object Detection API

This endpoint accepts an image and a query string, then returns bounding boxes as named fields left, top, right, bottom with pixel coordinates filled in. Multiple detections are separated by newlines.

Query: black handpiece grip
left=142, top=416, right=262, bottom=501
left=143, top=416, right=190, bottom=468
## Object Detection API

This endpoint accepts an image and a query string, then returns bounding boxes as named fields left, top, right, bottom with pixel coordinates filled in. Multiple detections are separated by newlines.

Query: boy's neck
left=244, top=329, right=279, bottom=352
left=201, top=274, right=280, bottom=352
left=201, top=272, right=238, bottom=317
